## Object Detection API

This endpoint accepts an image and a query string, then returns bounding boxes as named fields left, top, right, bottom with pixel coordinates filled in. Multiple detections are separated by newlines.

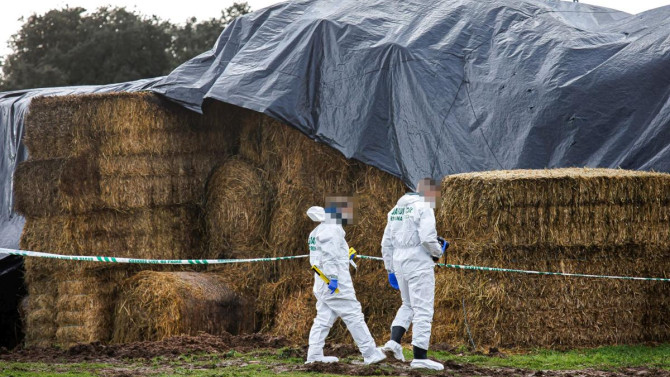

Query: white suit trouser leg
left=390, top=269, right=435, bottom=350
left=308, top=294, right=377, bottom=358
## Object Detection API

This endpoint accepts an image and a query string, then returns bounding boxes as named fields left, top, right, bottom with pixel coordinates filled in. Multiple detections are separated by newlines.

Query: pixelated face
left=325, top=195, right=357, bottom=225
left=417, top=178, right=441, bottom=208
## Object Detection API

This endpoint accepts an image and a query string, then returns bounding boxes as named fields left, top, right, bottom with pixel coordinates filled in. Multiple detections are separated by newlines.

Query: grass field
left=1, top=343, right=668, bottom=376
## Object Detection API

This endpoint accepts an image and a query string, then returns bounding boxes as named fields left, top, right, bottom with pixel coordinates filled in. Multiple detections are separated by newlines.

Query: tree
left=171, top=2, right=251, bottom=65
left=0, top=3, right=251, bottom=91
left=0, top=7, right=174, bottom=90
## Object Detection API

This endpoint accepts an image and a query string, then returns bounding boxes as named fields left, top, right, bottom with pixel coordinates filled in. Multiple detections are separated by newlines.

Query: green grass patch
left=1, top=343, right=667, bottom=376
left=0, top=361, right=112, bottom=377
left=431, top=343, right=670, bottom=371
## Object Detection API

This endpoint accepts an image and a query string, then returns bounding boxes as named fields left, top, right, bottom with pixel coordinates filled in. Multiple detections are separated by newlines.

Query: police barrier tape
left=356, top=255, right=670, bottom=282
left=0, top=248, right=308, bottom=265
left=1, top=247, right=669, bottom=282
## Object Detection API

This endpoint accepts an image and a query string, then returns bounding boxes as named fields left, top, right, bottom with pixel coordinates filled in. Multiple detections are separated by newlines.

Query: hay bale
left=237, top=110, right=265, bottom=165
left=262, top=120, right=356, bottom=256
left=19, top=206, right=204, bottom=260
left=429, top=168, right=670, bottom=349
left=271, top=288, right=315, bottom=343
left=112, top=271, right=254, bottom=343
left=14, top=155, right=225, bottom=216
left=13, top=158, right=98, bottom=217
left=438, top=168, right=670, bottom=248
left=432, top=251, right=664, bottom=349
left=346, top=165, right=407, bottom=255
left=22, top=259, right=59, bottom=347
left=54, top=267, right=134, bottom=347
left=23, top=93, right=243, bottom=160
left=239, top=116, right=408, bottom=340
left=205, top=157, right=272, bottom=259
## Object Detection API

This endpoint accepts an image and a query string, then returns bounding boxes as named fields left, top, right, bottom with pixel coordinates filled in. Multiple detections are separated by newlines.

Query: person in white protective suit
left=305, top=196, right=386, bottom=365
left=380, top=178, right=446, bottom=371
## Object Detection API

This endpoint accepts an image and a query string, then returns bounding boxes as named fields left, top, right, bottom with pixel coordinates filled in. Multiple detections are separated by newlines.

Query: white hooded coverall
left=381, top=193, right=443, bottom=350
left=306, top=206, right=378, bottom=360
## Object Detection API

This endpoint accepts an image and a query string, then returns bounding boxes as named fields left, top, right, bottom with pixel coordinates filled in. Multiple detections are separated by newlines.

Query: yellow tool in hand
left=311, top=265, right=340, bottom=293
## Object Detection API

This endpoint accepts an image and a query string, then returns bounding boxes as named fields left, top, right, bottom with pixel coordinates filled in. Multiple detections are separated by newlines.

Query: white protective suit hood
left=307, top=206, right=326, bottom=222
left=397, top=193, right=423, bottom=207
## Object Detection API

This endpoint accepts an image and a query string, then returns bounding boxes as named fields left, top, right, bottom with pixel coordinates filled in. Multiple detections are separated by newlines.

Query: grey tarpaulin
left=0, top=78, right=160, bottom=250
left=2, top=0, right=670, bottom=250
left=151, top=0, right=670, bottom=185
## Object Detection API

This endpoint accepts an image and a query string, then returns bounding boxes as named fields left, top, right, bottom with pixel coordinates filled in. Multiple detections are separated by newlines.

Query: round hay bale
left=205, top=157, right=272, bottom=259
left=112, top=271, right=254, bottom=343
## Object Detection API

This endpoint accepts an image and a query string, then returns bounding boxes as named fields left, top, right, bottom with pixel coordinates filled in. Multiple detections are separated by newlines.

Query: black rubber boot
left=413, top=346, right=428, bottom=360
left=390, top=326, right=406, bottom=344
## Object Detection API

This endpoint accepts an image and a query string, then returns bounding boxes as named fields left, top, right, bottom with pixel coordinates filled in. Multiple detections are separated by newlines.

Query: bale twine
left=112, top=271, right=254, bottom=343
left=204, top=157, right=272, bottom=259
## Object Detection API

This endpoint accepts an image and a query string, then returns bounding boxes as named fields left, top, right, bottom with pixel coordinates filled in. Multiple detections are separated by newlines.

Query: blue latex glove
left=388, top=272, right=399, bottom=290
left=437, top=237, right=449, bottom=253
left=328, top=279, right=338, bottom=294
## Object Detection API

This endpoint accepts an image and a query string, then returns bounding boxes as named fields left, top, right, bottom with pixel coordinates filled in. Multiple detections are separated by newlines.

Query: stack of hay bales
left=435, top=169, right=670, bottom=348
left=17, top=93, right=670, bottom=349
left=234, top=115, right=670, bottom=349
left=223, top=117, right=357, bottom=331
left=16, top=93, right=240, bottom=347
left=234, top=116, right=406, bottom=341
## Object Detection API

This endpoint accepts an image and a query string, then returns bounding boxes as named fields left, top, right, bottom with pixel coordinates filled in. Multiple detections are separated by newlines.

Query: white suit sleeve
left=381, top=219, right=394, bottom=272
left=317, top=230, right=341, bottom=280
left=418, top=206, right=442, bottom=258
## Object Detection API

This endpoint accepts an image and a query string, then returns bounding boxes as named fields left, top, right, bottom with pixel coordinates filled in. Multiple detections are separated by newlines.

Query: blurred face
left=417, top=178, right=440, bottom=208
left=325, top=195, right=356, bottom=225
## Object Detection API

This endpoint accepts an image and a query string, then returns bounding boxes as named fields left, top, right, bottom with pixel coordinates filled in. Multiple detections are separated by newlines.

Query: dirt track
left=1, top=334, right=668, bottom=377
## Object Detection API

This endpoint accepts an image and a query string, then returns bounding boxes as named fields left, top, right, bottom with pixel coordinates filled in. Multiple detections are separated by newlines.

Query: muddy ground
left=1, top=333, right=667, bottom=377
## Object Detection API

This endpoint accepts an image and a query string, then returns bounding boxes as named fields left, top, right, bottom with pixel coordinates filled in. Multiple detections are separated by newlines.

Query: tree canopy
left=0, top=3, right=250, bottom=91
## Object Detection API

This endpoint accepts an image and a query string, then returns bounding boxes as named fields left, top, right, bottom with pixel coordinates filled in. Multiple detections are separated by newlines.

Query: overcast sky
left=1, top=0, right=668, bottom=59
